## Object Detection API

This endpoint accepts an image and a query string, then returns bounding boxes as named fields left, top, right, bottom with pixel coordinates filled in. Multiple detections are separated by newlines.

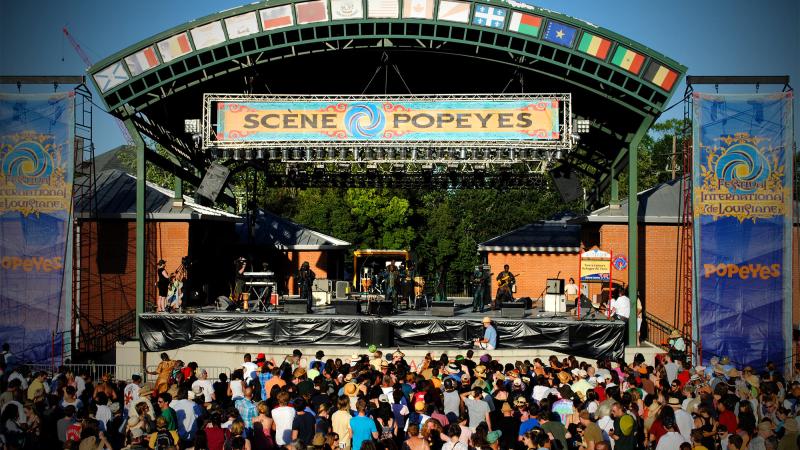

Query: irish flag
left=577, top=32, right=611, bottom=60
left=508, top=12, right=542, bottom=38
left=611, top=46, right=645, bottom=74
left=644, top=62, right=679, bottom=91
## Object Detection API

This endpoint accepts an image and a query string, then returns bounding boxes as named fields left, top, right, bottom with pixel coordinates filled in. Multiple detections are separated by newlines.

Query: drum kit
left=359, top=264, right=428, bottom=309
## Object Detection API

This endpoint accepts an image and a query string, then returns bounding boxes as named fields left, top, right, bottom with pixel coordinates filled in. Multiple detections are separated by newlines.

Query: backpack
left=155, top=430, right=175, bottom=449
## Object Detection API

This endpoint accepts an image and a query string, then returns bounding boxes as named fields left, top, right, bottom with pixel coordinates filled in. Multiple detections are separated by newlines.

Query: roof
left=92, top=145, right=134, bottom=174
left=579, top=179, right=800, bottom=225
left=478, top=221, right=582, bottom=253
left=581, top=178, right=684, bottom=224
left=236, top=209, right=351, bottom=250
left=75, top=169, right=239, bottom=221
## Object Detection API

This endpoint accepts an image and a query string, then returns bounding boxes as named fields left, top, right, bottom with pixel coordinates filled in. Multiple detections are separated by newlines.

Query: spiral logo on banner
left=2, top=139, right=53, bottom=190
left=714, top=143, right=769, bottom=195
left=344, top=103, right=385, bottom=139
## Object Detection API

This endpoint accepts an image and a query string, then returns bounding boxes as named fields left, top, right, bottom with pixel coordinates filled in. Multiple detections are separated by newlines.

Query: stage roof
left=87, top=0, right=686, bottom=198
left=478, top=220, right=581, bottom=253
left=76, top=169, right=240, bottom=221
left=236, top=208, right=351, bottom=250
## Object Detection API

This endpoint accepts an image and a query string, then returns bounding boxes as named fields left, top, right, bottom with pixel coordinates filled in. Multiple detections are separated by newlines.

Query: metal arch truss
left=202, top=93, right=573, bottom=174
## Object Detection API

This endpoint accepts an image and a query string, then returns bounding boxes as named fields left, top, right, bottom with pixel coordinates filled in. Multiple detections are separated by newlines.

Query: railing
left=78, top=310, right=136, bottom=353
left=644, top=312, right=693, bottom=353
left=26, top=363, right=231, bottom=382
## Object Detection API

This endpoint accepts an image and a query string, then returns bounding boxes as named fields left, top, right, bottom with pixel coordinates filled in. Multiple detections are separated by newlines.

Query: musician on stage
left=471, top=266, right=489, bottom=313
left=495, top=264, right=516, bottom=308
left=156, top=260, right=170, bottom=312
left=385, top=261, right=399, bottom=309
left=232, top=257, right=247, bottom=310
left=298, top=261, right=316, bottom=313
left=434, top=265, right=447, bottom=302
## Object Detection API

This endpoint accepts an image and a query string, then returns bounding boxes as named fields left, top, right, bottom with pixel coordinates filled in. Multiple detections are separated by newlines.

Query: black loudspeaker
left=196, top=162, right=230, bottom=201
left=360, top=321, right=393, bottom=347
left=546, top=278, right=565, bottom=295
left=550, top=164, right=582, bottom=203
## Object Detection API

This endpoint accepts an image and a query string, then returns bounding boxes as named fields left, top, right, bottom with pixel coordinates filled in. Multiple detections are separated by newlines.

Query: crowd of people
left=1, top=342, right=799, bottom=450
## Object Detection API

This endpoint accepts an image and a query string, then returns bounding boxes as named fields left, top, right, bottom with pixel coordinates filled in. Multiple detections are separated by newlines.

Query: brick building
left=480, top=179, right=800, bottom=336
left=74, top=169, right=239, bottom=353
left=235, top=209, right=351, bottom=295
left=478, top=220, right=583, bottom=301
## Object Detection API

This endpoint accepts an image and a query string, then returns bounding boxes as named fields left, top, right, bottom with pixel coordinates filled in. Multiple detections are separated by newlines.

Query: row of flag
left=96, top=0, right=678, bottom=93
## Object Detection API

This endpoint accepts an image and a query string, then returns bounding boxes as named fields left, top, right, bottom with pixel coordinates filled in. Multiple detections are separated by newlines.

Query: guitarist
left=494, top=264, right=516, bottom=308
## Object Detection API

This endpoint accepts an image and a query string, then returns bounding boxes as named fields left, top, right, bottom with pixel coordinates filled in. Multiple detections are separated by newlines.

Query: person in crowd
left=473, top=317, right=497, bottom=350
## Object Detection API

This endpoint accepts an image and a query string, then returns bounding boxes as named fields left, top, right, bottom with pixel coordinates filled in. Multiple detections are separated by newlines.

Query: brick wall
left=486, top=252, right=579, bottom=300
left=285, top=251, right=330, bottom=295
left=598, top=223, right=681, bottom=326
left=77, top=220, right=189, bottom=347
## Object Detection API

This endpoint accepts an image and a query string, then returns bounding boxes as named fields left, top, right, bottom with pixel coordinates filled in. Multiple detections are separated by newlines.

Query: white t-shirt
left=8, top=372, right=27, bottom=390
left=242, top=362, right=259, bottom=383
left=123, top=383, right=140, bottom=410
left=95, top=404, right=112, bottom=431
left=674, top=408, right=694, bottom=442
left=192, top=379, right=215, bottom=403
left=532, top=385, right=551, bottom=402
left=612, top=295, right=631, bottom=319
left=272, top=405, right=296, bottom=445
left=656, top=431, right=687, bottom=450
left=565, top=283, right=579, bottom=296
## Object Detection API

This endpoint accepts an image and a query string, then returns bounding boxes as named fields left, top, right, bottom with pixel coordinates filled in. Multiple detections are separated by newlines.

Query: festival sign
left=693, top=92, right=793, bottom=369
left=209, top=95, right=563, bottom=147
left=579, top=248, right=612, bottom=282
left=0, top=92, right=74, bottom=363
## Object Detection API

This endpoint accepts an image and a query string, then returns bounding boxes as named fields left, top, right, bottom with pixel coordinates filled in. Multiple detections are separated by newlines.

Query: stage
left=139, top=302, right=625, bottom=360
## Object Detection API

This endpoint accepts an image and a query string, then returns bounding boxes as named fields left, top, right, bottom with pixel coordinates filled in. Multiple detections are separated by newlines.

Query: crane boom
left=63, top=27, right=134, bottom=146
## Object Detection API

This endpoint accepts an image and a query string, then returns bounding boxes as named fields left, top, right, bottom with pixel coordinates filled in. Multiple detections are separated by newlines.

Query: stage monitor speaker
left=550, top=164, right=582, bottom=203
left=196, top=162, right=230, bottom=202
left=546, top=278, right=565, bottom=295
left=335, top=281, right=349, bottom=299
left=543, top=294, right=566, bottom=313
left=360, top=321, right=393, bottom=347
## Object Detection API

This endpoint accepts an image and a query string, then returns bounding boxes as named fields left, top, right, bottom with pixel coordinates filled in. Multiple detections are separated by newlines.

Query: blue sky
left=1, top=0, right=797, bottom=153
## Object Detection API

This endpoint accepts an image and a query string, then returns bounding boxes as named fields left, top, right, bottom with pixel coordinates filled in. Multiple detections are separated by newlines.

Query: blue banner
left=0, top=92, right=74, bottom=364
left=693, top=92, right=793, bottom=370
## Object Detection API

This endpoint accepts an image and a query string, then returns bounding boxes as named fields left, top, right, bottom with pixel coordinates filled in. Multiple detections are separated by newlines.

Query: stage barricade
left=139, top=313, right=625, bottom=360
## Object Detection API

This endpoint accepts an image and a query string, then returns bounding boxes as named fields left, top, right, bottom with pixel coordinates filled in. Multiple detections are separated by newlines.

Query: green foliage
left=116, top=145, right=177, bottom=189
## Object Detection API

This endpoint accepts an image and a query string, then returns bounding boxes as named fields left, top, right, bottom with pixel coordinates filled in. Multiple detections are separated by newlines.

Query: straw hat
left=669, top=330, right=681, bottom=339
left=726, top=368, right=740, bottom=378
left=414, top=401, right=426, bottom=412
left=344, top=383, right=358, bottom=397
left=482, top=316, right=492, bottom=323
left=720, top=356, right=730, bottom=365
left=474, top=365, right=487, bottom=379
left=312, top=433, right=326, bottom=446
left=392, top=349, right=405, bottom=358
left=557, top=371, right=571, bottom=385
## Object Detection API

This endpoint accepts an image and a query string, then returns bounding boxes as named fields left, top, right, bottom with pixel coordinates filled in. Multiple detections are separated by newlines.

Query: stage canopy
left=87, top=0, right=685, bottom=200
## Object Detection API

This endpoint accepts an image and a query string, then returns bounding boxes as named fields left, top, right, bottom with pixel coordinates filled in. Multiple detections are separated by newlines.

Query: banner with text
left=213, top=96, right=561, bottom=145
left=693, top=92, right=793, bottom=370
left=0, top=92, right=74, bottom=363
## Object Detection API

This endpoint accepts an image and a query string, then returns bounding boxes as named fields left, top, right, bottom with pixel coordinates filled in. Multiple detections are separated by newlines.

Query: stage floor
left=140, top=302, right=625, bottom=360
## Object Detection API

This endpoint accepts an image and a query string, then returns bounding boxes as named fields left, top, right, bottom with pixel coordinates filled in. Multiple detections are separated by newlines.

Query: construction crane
left=63, top=26, right=135, bottom=146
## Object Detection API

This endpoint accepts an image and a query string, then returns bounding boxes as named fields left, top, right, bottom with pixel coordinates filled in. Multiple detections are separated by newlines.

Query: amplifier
left=335, top=281, right=349, bottom=299
left=546, top=278, right=565, bottom=295
left=312, top=279, right=333, bottom=292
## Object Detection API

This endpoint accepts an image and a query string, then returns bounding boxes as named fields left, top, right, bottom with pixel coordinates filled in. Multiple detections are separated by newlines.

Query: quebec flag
left=473, top=4, right=506, bottom=29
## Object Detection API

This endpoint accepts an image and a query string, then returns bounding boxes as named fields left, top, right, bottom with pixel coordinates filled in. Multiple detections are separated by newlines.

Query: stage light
left=233, top=149, right=241, bottom=160
left=184, top=119, right=201, bottom=134
left=210, top=147, right=219, bottom=159
left=327, top=149, right=336, bottom=159
left=292, top=149, right=301, bottom=160
left=575, top=119, right=590, bottom=134
left=555, top=150, right=563, bottom=160
left=411, top=149, right=418, bottom=160
left=244, top=149, right=252, bottom=160
left=459, top=148, right=466, bottom=159
left=282, top=149, right=290, bottom=161
left=269, top=149, right=278, bottom=160
left=255, top=149, right=264, bottom=159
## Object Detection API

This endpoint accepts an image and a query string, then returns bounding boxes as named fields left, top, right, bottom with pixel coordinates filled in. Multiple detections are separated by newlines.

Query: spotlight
left=575, top=119, right=590, bottom=134
left=256, top=149, right=264, bottom=159
left=184, top=119, right=201, bottom=134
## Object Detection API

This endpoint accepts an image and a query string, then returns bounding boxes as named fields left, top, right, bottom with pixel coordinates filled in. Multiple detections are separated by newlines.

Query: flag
left=331, top=0, right=364, bottom=20
left=124, top=47, right=159, bottom=76
left=576, top=32, right=611, bottom=60
left=611, top=46, right=646, bottom=74
left=542, top=20, right=577, bottom=48
left=403, top=0, right=434, bottom=19
left=472, top=5, right=507, bottom=29
left=93, top=62, right=129, bottom=93
left=225, top=12, right=259, bottom=39
left=644, top=61, right=679, bottom=91
left=437, top=0, right=471, bottom=23
left=191, top=21, right=226, bottom=50
left=508, top=12, right=542, bottom=37
left=260, top=5, right=294, bottom=30
left=157, top=33, right=192, bottom=62
left=368, top=0, right=399, bottom=18
left=295, top=0, right=329, bottom=24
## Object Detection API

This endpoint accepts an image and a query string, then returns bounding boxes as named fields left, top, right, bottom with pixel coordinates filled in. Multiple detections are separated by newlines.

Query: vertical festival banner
left=693, top=92, right=793, bottom=369
left=0, top=92, right=74, bottom=363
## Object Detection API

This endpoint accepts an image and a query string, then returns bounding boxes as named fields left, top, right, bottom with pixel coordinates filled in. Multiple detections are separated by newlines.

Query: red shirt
left=594, top=385, right=607, bottom=402
left=677, top=370, right=690, bottom=387
left=649, top=418, right=667, bottom=444
left=205, top=427, right=230, bottom=450
left=718, top=410, right=738, bottom=433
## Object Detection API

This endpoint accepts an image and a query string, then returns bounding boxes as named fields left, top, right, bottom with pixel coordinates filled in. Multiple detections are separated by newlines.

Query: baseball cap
left=378, top=394, right=390, bottom=403
left=487, top=430, right=502, bottom=444
left=131, top=428, right=145, bottom=438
